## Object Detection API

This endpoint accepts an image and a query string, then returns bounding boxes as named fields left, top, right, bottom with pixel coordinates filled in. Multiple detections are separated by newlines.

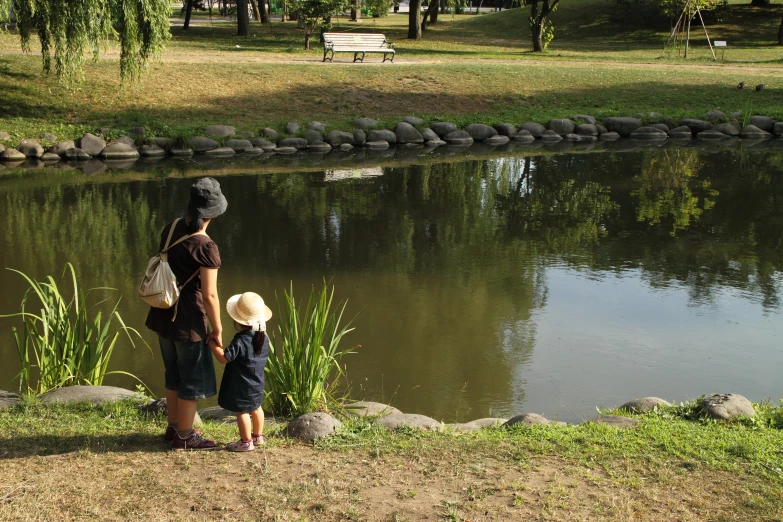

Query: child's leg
left=236, top=413, right=252, bottom=441
left=250, top=407, right=264, bottom=437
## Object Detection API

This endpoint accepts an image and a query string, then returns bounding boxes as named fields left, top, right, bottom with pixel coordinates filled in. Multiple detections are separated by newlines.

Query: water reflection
left=1, top=147, right=782, bottom=421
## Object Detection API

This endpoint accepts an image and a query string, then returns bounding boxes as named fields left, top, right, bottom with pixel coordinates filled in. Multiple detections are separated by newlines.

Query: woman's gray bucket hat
left=189, top=177, right=228, bottom=219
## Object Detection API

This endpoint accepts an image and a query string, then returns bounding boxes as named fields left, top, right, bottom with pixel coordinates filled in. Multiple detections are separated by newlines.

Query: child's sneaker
left=227, top=439, right=255, bottom=452
left=252, top=434, right=264, bottom=446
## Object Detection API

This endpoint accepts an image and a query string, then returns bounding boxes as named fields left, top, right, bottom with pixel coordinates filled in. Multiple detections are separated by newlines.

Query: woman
left=145, top=177, right=227, bottom=451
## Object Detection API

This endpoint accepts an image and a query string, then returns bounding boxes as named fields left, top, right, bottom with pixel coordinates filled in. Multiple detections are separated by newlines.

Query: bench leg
left=323, top=49, right=328, bottom=63
left=360, top=52, right=366, bottom=63
left=353, top=52, right=360, bottom=63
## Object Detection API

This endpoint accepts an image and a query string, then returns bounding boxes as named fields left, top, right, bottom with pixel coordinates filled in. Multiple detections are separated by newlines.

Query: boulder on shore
left=604, top=117, right=643, bottom=136
left=620, top=397, right=671, bottom=413
left=504, top=413, right=551, bottom=427
left=204, top=125, right=236, bottom=138
left=0, top=390, right=19, bottom=410
left=285, top=412, right=342, bottom=441
left=17, top=139, right=45, bottom=158
left=430, top=122, right=457, bottom=137
left=493, top=123, right=518, bottom=137
left=352, top=118, right=378, bottom=129
left=699, top=393, right=755, bottom=420
left=79, top=133, right=106, bottom=156
left=519, top=122, right=546, bottom=138
left=749, top=115, right=774, bottom=133
left=343, top=401, right=402, bottom=418
left=590, top=415, right=641, bottom=429
left=375, top=413, right=442, bottom=431
left=394, top=122, right=424, bottom=144
left=465, top=123, right=498, bottom=141
left=442, top=130, right=474, bottom=145
left=740, top=125, right=772, bottom=140
left=100, top=143, right=140, bottom=159
left=630, top=126, right=667, bottom=140
left=366, top=129, right=398, bottom=145
left=547, top=119, right=575, bottom=136
left=191, top=136, right=219, bottom=153
left=40, top=385, right=142, bottom=405
left=678, top=118, right=712, bottom=134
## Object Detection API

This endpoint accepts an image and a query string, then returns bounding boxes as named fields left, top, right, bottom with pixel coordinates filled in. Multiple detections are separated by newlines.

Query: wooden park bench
left=322, top=33, right=395, bottom=63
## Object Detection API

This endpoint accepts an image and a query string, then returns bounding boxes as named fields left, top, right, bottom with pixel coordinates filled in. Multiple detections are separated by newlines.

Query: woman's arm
left=207, top=338, right=228, bottom=365
left=201, top=266, right=223, bottom=348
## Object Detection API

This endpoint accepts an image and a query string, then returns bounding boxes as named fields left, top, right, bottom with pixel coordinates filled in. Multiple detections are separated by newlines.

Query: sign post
left=714, top=40, right=727, bottom=62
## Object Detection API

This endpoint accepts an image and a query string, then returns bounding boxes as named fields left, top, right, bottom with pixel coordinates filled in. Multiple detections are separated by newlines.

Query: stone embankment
left=2, top=111, right=783, bottom=172
left=0, top=386, right=761, bottom=442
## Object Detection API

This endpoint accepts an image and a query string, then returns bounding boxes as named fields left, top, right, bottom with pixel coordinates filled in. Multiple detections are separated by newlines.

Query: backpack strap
left=171, top=269, right=200, bottom=323
left=161, top=218, right=205, bottom=254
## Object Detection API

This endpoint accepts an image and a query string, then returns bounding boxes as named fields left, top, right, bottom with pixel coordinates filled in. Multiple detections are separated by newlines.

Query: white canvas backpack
left=138, top=218, right=200, bottom=319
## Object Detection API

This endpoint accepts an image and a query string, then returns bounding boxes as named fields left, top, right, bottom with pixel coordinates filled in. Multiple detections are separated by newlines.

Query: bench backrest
left=323, top=33, right=388, bottom=49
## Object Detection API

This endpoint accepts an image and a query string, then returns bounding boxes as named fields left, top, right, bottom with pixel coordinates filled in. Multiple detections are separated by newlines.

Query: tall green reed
left=265, top=281, right=358, bottom=418
left=1, top=263, right=149, bottom=395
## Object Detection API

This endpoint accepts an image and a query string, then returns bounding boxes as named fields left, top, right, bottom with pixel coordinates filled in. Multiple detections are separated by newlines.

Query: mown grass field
left=0, top=0, right=782, bottom=140
left=0, top=399, right=782, bottom=521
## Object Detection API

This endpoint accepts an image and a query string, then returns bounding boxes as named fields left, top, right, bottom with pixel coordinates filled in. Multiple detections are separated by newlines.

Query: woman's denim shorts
left=158, top=335, right=217, bottom=401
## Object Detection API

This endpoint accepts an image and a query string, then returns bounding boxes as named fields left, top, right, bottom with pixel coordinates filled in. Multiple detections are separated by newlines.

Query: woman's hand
left=207, top=330, right=223, bottom=348
left=200, top=266, right=223, bottom=347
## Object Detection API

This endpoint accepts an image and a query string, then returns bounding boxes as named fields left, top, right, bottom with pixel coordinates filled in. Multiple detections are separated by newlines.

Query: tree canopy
left=0, top=0, right=171, bottom=85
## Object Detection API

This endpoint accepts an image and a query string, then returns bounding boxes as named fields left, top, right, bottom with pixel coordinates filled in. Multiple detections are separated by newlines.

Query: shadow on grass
left=0, top=433, right=171, bottom=458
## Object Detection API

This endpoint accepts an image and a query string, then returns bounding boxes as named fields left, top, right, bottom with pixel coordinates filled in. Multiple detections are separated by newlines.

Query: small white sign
left=714, top=41, right=727, bottom=47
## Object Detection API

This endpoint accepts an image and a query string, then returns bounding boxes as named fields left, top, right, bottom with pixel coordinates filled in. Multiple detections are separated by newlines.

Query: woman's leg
left=177, top=399, right=199, bottom=437
left=236, top=413, right=252, bottom=441
left=166, top=389, right=180, bottom=428
left=250, top=407, right=264, bottom=437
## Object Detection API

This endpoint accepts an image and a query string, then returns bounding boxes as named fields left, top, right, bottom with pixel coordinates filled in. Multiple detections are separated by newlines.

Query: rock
left=308, top=121, right=326, bottom=132
left=450, top=418, right=507, bottom=432
left=64, top=147, right=91, bottom=160
left=0, top=390, right=19, bottom=410
left=421, top=128, right=439, bottom=141
left=40, top=385, right=142, bottom=405
left=153, top=137, right=173, bottom=149
left=41, top=152, right=60, bottom=162
left=140, top=144, right=166, bottom=157
left=575, top=124, right=598, bottom=136
left=630, top=126, right=668, bottom=140
left=366, top=129, right=397, bottom=144
left=339, top=143, right=354, bottom=151
left=547, top=119, right=575, bottom=136
left=571, top=114, right=597, bottom=124
left=100, top=143, right=139, bottom=159
left=596, top=124, right=608, bottom=134
left=599, top=131, right=621, bottom=141
left=541, top=130, right=563, bottom=141
left=0, top=131, right=10, bottom=140
left=429, top=121, right=457, bottom=137
left=667, top=126, right=692, bottom=139
left=352, top=129, right=366, bottom=146
left=740, top=125, right=772, bottom=139
left=203, top=146, right=236, bottom=156
left=241, top=147, right=265, bottom=156
left=427, top=139, right=446, bottom=147
left=590, top=415, right=641, bottom=428
left=129, top=126, right=146, bottom=139
left=375, top=413, right=442, bottom=431
left=112, top=136, right=136, bottom=147
left=250, top=138, right=276, bottom=150
left=285, top=412, right=342, bottom=441
left=273, top=147, right=297, bottom=154
left=649, top=123, right=670, bottom=132
left=703, top=110, right=726, bottom=122
left=465, top=123, right=498, bottom=141
left=352, top=118, right=377, bottom=129
left=205, top=125, right=236, bottom=138
left=1, top=148, right=27, bottom=161
left=308, top=141, right=332, bottom=153
left=697, top=130, right=731, bottom=141
left=699, top=393, right=755, bottom=420
left=238, top=130, right=255, bottom=139
left=199, top=406, right=236, bottom=423
left=512, top=130, right=535, bottom=142
left=566, top=133, right=596, bottom=142
left=504, top=413, right=551, bottom=427
left=344, top=401, right=402, bottom=417
left=620, top=397, right=671, bottom=413
left=224, top=138, right=253, bottom=151
left=773, top=122, right=783, bottom=136
left=278, top=137, right=308, bottom=149
left=519, top=122, right=546, bottom=138
left=365, top=140, right=390, bottom=150
left=38, top=133, right=57, bottom=143
left=604, top=117, right=643, bottom=136
left=17, top=139, right=44, bottom=158
left=260, top=128, right=279, bottom=141
left=394, top=122, right=424, bottom=144
left=191, top=136, right=219, bottom=153
left=492, top=123, right=517, bottom=137
left=678, top=118, right=712, bottom=134
left=304, top=129, right=323, bottom=144
left=285, top=122, right=299, bottom=134
left=47, top=140, right=76, bottom=156
left=749, top=115, right=774, bottom=132
left=632, top=112, right=646, bottom=120
left=484, top=135, right=510, bottom=146
left=443, top=130, right=474, bottom=145
left=170, top=148, right=194, bottom=156
left=403, top=116, right=424, bottom=126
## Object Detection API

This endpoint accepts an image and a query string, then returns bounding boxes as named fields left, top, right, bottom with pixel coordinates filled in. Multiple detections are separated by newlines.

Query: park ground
left=0, top=399, right=782, bottom=521
left=2, top=0, right=783, bottom=140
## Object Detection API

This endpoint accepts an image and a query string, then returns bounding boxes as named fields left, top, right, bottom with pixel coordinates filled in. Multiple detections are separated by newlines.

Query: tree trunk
left=260, top=0, right=269, bottom=23
left=440, top=0, right=446, bottom=14
left=422, top=0, right=438, bottom=30
left=237, top=0, right=250, bottom=36
left=305, top=31, right=311, bottom=50
left=408, top=0, right=422, bottom=39
left=184, top=0, right=194, bottom=29
left=250, top=0, right=261, bottom=21
left=432, top=2, right=439, bottom=23
left=779, top=16, right=783, bottom=44
left=530, top=0, right=557, bottom=52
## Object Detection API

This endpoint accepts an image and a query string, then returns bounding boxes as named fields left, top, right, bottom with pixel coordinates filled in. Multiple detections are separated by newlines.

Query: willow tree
left=0, top=0, right=171, bottom=85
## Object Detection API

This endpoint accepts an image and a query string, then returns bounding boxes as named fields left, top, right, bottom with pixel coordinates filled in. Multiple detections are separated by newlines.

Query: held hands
left=206, top=330, right=223, bottom=349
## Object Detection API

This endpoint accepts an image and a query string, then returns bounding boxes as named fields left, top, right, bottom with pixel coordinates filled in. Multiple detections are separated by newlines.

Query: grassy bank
left=1, top=398, right=782, bottom=520
left=1, top=0, right=783, bottom=142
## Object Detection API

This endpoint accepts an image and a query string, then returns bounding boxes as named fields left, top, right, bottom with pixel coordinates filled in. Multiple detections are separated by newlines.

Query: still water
left=1, top=145, right=782, bottom=423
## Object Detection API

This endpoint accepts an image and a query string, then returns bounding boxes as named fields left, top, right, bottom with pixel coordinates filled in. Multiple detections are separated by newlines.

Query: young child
left=207, top=291, right=272, bottom=452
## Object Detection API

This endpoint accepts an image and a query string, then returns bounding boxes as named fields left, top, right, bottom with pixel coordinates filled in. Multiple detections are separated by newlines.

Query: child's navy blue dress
left=218, top=330, right=269, bottom=413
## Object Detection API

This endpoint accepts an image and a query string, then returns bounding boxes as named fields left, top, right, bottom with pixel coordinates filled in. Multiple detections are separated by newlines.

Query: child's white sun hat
left=226, top=292, right=273, bottom=331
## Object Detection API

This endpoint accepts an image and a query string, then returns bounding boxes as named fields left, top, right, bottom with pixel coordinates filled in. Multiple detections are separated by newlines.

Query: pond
left=1, top=144, right=782, bottom=423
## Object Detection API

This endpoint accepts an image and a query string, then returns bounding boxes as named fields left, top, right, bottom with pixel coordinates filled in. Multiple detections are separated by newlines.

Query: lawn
left=0, top=0, right=782, bottom=141
left=0, top=398, right=781, bottom=520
